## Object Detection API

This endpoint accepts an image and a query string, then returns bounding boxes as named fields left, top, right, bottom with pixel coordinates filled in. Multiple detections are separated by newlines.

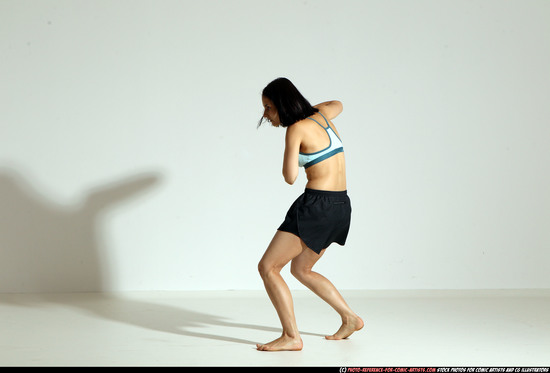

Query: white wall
left=1, top=0, right=549, bottom=292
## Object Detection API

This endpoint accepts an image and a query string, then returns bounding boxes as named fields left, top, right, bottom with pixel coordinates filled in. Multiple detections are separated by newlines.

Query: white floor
left=0, top=289, right=549, bottom=367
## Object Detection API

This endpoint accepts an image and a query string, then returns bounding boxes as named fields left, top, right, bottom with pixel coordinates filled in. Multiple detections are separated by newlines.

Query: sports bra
left=298, top=113, right=344, bottom=169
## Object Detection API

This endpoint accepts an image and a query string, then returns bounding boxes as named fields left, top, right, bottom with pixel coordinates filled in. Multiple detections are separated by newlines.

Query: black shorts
left=278, top=188, right=352, bottom=254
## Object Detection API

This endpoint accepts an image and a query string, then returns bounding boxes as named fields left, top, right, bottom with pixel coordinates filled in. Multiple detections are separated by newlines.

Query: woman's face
left=262, top=96, right=281, bottom=127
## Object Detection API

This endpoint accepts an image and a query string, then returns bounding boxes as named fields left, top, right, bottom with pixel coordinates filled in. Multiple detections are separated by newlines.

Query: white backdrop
left=1, top=0, right=549, bottom=292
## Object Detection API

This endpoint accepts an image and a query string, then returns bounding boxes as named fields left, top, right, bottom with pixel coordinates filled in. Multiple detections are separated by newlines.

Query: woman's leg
left=257, top=230, right=304, bottom=351
left=290, top=245, right=364, bottom=340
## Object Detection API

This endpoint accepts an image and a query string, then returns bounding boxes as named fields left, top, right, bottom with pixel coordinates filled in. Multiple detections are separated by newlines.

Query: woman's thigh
left=259, top=231, right=304, bottom=272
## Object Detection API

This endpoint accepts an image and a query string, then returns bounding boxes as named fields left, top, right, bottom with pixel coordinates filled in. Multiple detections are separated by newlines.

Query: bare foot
left=256, top=334, right=303, bottom=351
left=325, top=315, right=364, bottom=340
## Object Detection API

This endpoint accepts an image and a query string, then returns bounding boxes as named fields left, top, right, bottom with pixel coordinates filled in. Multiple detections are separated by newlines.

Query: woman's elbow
left=283, top=171, right=298, bottom=185
left=284, top=176, right=296, bottom=185
left=330, top=101, right=343, bottom=118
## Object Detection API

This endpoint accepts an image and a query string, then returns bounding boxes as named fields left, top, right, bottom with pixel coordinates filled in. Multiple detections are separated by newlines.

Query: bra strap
left=307, top=113, right=330, bottom=129
left=306, top=117, right=326, bottom=128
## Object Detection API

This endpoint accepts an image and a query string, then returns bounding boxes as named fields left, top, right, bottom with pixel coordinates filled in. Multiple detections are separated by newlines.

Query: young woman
left=256, top=78, right=363, bottom=351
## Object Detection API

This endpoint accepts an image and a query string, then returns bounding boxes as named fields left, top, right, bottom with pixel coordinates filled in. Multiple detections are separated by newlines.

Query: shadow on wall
left=0, top=168, right=161, bottom=293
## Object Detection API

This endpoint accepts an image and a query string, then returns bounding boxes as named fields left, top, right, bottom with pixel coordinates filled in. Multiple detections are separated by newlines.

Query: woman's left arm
left=282, top=125, right=301, bottom=185
left=314, top=100, right=343, bottom=120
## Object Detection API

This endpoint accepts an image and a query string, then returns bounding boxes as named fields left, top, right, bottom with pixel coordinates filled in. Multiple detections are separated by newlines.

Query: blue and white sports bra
left=298, top=113, right=344, bottom=169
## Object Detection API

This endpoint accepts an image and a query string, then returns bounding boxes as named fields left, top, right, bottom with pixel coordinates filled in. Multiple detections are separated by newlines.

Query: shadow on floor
left=0, top=292, right=325, bottom=346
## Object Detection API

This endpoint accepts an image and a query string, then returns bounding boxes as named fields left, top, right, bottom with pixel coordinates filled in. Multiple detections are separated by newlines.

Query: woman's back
left=293, top=109, right=346, bottom=191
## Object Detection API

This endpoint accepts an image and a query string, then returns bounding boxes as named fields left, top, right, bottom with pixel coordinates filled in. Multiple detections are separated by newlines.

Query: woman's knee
left=290, top=261, right=311, bottom=282
left=257, top=260, right=267, bottom=278
left=258, top=259, right=279, bottom=280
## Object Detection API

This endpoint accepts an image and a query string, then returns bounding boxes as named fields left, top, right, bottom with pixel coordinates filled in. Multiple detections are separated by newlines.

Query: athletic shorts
left=278, top=188, right=352, bottom=254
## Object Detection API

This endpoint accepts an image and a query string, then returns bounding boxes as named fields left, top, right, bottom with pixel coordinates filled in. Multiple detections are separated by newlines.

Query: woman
left=256, top=78, right=363, bottom=351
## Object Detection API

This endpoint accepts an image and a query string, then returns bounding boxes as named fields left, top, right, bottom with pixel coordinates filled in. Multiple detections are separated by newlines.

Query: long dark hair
left=258, top=77, right=318, bottom=128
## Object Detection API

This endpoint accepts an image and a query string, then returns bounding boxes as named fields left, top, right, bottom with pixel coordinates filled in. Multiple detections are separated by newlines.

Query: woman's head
left=259, top=77, right=318, bottom=128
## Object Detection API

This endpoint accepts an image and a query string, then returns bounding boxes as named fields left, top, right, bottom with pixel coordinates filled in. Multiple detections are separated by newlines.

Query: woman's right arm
left=314, top=100, right=343, bottom=120
left=282, top=124, right=301, bottom=185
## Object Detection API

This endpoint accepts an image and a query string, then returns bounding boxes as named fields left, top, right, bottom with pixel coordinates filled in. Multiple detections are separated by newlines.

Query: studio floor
left=0, top=289, right=549, bottom=367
